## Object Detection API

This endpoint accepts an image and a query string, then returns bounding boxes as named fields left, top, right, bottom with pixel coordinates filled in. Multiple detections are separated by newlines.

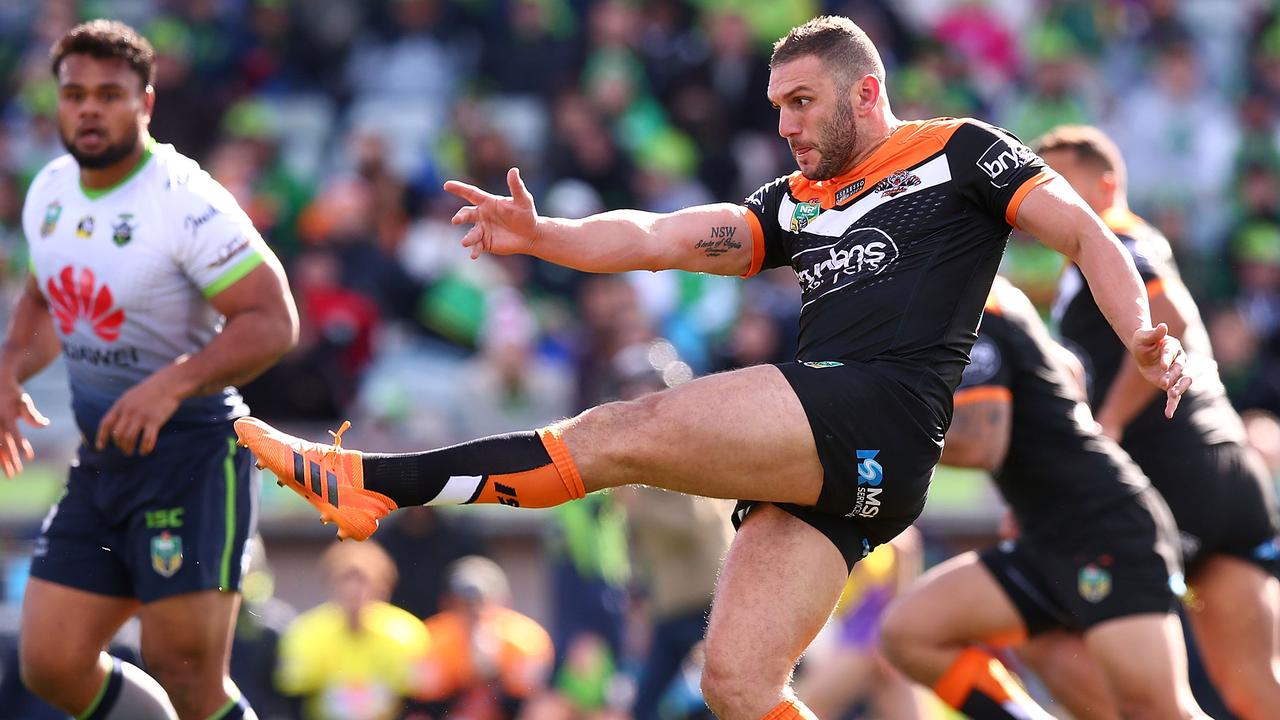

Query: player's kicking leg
left=1184, top=555, right=1280, bottom=719
left=235, top=363, right=831, bottom=540
left=20, top=579, right=176, bottom=719
left=240, top=359, right=943, bottom=719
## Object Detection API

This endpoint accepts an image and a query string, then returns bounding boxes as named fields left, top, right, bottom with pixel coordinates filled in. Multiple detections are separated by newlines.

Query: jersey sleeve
left=955, top=317, right=1013, bottom=405
left=739, top=176, right=792, bottom=277
left=947, top=120, right=1055, bottom=228
left=169, top=168, right=275, bottom=298
left=1116, top=233, right=1180, bottom=305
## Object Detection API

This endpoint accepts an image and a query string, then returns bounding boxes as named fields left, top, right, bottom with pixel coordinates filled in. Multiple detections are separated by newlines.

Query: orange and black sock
left=934, top=648, right=1049, bottom=720
left=759, top=699, right=819, bottom=720
left=361, top=427, right=585, bottom=509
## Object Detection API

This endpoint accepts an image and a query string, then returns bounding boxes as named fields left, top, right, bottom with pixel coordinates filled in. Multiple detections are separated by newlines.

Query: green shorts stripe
left=220, top=437, right=237, bottom=591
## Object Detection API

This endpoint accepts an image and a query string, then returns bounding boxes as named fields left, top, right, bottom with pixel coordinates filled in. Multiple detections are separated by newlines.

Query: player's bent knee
left=700, top=640, right=787, bottom=718
left=572, top=395, right=668, bottom=473
left=140, top=643, right=222, bottom=704
left=18, top=634, right=95, bottom=702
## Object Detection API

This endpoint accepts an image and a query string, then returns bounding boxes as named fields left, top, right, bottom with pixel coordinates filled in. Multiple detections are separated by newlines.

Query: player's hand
left=0, top=379, right=49, bottom=478
left=443, top=168, right=540, bottom=259
left=96, top=372, right=182, bottom=456
left=1131, top=323, right=1193, bottom=418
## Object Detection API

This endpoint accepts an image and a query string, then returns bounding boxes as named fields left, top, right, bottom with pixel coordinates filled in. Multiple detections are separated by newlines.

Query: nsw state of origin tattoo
left=696, top=225, right=742, bottom=257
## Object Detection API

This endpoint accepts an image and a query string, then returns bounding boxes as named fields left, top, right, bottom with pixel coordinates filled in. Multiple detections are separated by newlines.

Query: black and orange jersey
left=1052, top=207, right=1245, bottom=449
left=957, top=278, right=1148, bottom=540
left=742, top=118, right=1054, bottom=428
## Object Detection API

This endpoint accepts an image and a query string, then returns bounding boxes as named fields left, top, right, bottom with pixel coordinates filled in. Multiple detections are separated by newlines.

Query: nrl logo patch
left=40, top=201, right=62, bottom=238
left=871, top=170, right=921, bottom=198
left=1078, top=563, right=1111, bottom=603
left=833, top=179, right=865, bottom=205
left=112, top=213, right=136, bottom=247
left=802, top=360, right=843, bottom=368
left=75, top=215, right=94, bottom=239
left=790, top=200, right=821, bottom=232
left=151, top=531, right=183, bottom=577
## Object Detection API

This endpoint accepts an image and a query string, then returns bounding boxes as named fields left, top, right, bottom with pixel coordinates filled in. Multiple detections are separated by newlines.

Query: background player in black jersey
left=236, top=18, right=1192, bottom=720
left=880, top=276, right=1204, bottom=720
left=1034, top=125, right=1280, bottom=720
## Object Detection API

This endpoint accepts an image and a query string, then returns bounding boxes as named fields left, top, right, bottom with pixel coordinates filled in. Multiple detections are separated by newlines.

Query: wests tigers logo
left=871, top=170, right=922, bottom=198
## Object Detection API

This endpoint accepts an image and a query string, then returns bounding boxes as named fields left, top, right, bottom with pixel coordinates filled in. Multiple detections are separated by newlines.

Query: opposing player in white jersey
left=5, top=21, right=297, bottom=720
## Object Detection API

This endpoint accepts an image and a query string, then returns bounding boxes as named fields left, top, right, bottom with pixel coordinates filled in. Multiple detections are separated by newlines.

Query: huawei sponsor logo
left=46, top=265, right=125, bottom=342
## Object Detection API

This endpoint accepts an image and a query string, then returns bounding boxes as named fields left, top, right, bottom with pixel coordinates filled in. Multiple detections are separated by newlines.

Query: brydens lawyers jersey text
left=741, top=118, right=1053, bottom=428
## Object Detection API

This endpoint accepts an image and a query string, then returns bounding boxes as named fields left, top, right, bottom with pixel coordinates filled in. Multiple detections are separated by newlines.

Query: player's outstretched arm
left=1014, top=177, right=1192, bottom=417
left=0, top=276, right=57, bottom=476
left=444, top=168, right=755, bottom=276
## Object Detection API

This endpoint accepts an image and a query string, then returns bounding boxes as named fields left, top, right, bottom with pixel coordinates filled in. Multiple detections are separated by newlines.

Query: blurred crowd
left=5, top=0, right=1280, bottom=718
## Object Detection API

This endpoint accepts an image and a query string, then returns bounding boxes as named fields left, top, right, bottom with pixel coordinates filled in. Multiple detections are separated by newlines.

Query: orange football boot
left=234, top=417, right=397, bottom=540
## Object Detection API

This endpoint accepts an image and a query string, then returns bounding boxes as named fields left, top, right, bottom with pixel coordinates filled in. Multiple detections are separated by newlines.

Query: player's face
left=768, top=55, right=858, bottom=180
left=1038, top=149, right=1109, bottom=214
left=56, top=54, right=153, bottom=169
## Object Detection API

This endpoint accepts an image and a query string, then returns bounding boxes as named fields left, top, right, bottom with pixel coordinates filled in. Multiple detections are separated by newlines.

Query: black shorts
left=980, top=488, right=1183, bottom=635
left=733, top=360, right=942, bottom=571
left=29, top=422, right=258, bottom=603
left=1126, top=439, right=1280, bottom=575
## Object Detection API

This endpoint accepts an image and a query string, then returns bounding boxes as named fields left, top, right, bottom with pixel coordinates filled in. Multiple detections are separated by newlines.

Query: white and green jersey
left=21, top=140, right=275, bottom=435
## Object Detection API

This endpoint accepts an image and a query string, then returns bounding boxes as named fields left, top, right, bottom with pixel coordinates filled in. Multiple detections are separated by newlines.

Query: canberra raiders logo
left=112, top=213, right=136, bottom=247
left=790, top=200, right=821, bottom=232
left=151, top=531, right=183, bottom=577
left=1078, top=563, right=1111, bottom=603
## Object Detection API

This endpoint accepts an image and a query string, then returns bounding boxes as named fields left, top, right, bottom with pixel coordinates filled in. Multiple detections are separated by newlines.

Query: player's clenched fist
left=1131, top=323, right=1193, bottom=418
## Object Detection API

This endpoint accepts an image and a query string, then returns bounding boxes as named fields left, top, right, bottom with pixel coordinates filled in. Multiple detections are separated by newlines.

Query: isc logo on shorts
left=848, top=449, right=884, bottom=519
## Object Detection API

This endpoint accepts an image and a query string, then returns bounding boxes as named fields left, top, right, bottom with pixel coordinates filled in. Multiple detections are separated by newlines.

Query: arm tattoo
left=695, top=225, right=743, bottom=258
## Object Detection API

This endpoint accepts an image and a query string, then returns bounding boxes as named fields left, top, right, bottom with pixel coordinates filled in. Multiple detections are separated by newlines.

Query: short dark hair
left=1032, top=125, right=1127, bottom=189
left=770, top=16, right=885, bottom=88
left=50, top=19, right=155, bottom=89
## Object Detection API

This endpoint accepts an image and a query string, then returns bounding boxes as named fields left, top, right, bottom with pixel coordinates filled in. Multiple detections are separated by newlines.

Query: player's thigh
left=702, top=504, right=847, bottom=702
left=880, top=552, right=1026, bottom=680
left=1083, top=612, right=1201, bottom=718
left=20, top=578, right=139, bottom=678
left=564, top=364, right=824, bottom=504
left=1185, top=554, right=1280, bottom=708
left=139, top=589, right=239, bottom=671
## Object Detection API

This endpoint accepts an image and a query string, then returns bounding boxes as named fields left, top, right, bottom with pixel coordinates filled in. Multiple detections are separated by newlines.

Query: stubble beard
left=60, top=125, right=140, bottom=170
left=806, top=99, right=858, bottom=181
